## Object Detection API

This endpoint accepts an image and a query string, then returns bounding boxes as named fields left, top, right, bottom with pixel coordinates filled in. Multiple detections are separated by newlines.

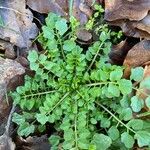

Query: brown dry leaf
left=26, top=0, right=68, bottom=16
left=107, top=19, right=150, bottom=40
left=0, top=105, right=16, bottom=150
left=16, top=135, right=50, bottom=150
left=76, top=28, right=92, bottom=44
left=109, top=39, right=137, bottom=65
left=104, top=0, right=150, bottom=39
left=0, top=133, right=15, bottom=150
left=27, top=0, right=94, bottom=25
left=104, top=0, right=150, bottom=21
left=72, top=0, right=92, bottom=25
left=123, top=40, right=150, bottom=78
left=131, top=13, right=150, bottom=39
left=0, top=39, right=16, bottom=59
left=112, top=15, right=150, bottom=39
left=0, top=57, right=25, bottom=125
left=0, top=0, right=38, bottom=48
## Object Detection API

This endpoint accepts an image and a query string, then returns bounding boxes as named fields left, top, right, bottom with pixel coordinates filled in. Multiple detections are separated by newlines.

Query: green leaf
left=108, top=126, right=120, bottom=140
left=16, top=86, right=25, bottom=94
left=39, top=54, right=47, bottom=64
left=44, top=61, right=55, bottom=70
left=90, top=118, right=97, bottom=124
left=118, top=79, right=132, bottom=95
left=120, top=96, right=130, bottom=108
left=121, top=132, right=134, bottom=148
left=120, top=108, right=133, bottom=121
left=26, top=99, right=35, bottom=110
left=140, top=77, right=150, bottom=89
left=30, top=62, right=39, bottom=71
left=88, top=145, right=96, bottom=150
left=18, top=122, right=35, bottom=137
left=62, top=140, right=74, bottom=149
left=99, top=31, right=109, bottom=42
left=12, top=113, right=25, bottom=125
left=100, top=118, right=110, bottom=128
left=36, top=114, right=48, bottom=125
left=64, top=128, right=74, bottom=141
left=134, top=131, right=150, bottom=147
left=86, top=51, right=93, bottom=61
left=94, top=4, right=104, bottom=12
left=47, top=40, right=58, bottom=51
left=79, top=129, right=90, bottom=139
left=55, top=18, right=68, bottom=35
left=78, top=138, right=89, bottom=149
left=99, top=69, right=109, bottom=81
left=27, top=50, right=38, bottom=62
left=130, top=96, right=143, bottom=112
left=130, top=67, right=144, bottom=82
left=42, top=26, right=54, bottom=39
left=78, top=99, right=84, bottom=107
left=127, top=119, right=143, bottom=130
left=63, top=40, right=76, bottom=52
left=46, top=13, right=58, bottom=29
left=108, top=83, right=120, bottom=97
left=110, top=69, right=123, bottom=81
left=92, top=133, right=112, bottom=150
left=38, top=124, right=46, bottom=133
left=145, top=96, right=150, bottom=108
left=47, top=113, right=55, bottom=122
left=49, top=135, right=60, bottom=147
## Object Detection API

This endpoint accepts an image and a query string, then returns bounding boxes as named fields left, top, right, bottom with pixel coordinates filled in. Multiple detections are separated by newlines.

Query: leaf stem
left=48, top=92, right=70, bottom=114
left=96, top=101, right=136, bottom=134
left=87, top=43, right=103, bottom=72
left=56, top=31, right=66, bottom=60
left=23, top=90, right=57, bottom=98
left=74, top=114, right=78, bottom=149
left=86, top=81, right=116, bottom=87
left=133, top=87, right=149, bottom=97
left=136, top=112, right=150, bottom=118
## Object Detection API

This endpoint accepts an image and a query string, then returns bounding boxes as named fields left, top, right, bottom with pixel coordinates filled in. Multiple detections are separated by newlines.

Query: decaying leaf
left=104, top=0, right=150, bottom=39
left=0, top=105, right=16, bottom=150
left=123, top=40, right=150, bottom=78
left=109, top=39, right=138, bottom=65
left=0, top=57, right=25, bottom=127
left=27, top=0, right=95, bottom=25
left=105, top=0, right=150, bottom=21
left=0, top=133, right=15, bottom=150
left=0, top=39, right=16, bottom=59
left=26, top=0, right=68, bottom=16
left=16, top=135, right=50, bottom=150
left=76, top=28, right=92, bottom=44
left=0, top=0, right=38, bottom=48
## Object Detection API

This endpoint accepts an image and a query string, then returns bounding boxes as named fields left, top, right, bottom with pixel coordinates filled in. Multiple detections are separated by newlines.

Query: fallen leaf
left=123, top=40, right=150, bottom=78
left=26, top=0, right=68, bottom=16
left=104, top=0, right=150, bottom=21
left=0, top=57, right=25, bottom=125
left=0, top=0, right=38, bottom=48
left=76, top=28, right=92, bottom=44
left=0, top=39, right=16, bottom=59
left=0, top=133, right=15, bottom=150
left=16, top=135, right=50, bottom=150
left=104, top=0, right=150, bottom=39
left=109, top=39, right=137, bottom=65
